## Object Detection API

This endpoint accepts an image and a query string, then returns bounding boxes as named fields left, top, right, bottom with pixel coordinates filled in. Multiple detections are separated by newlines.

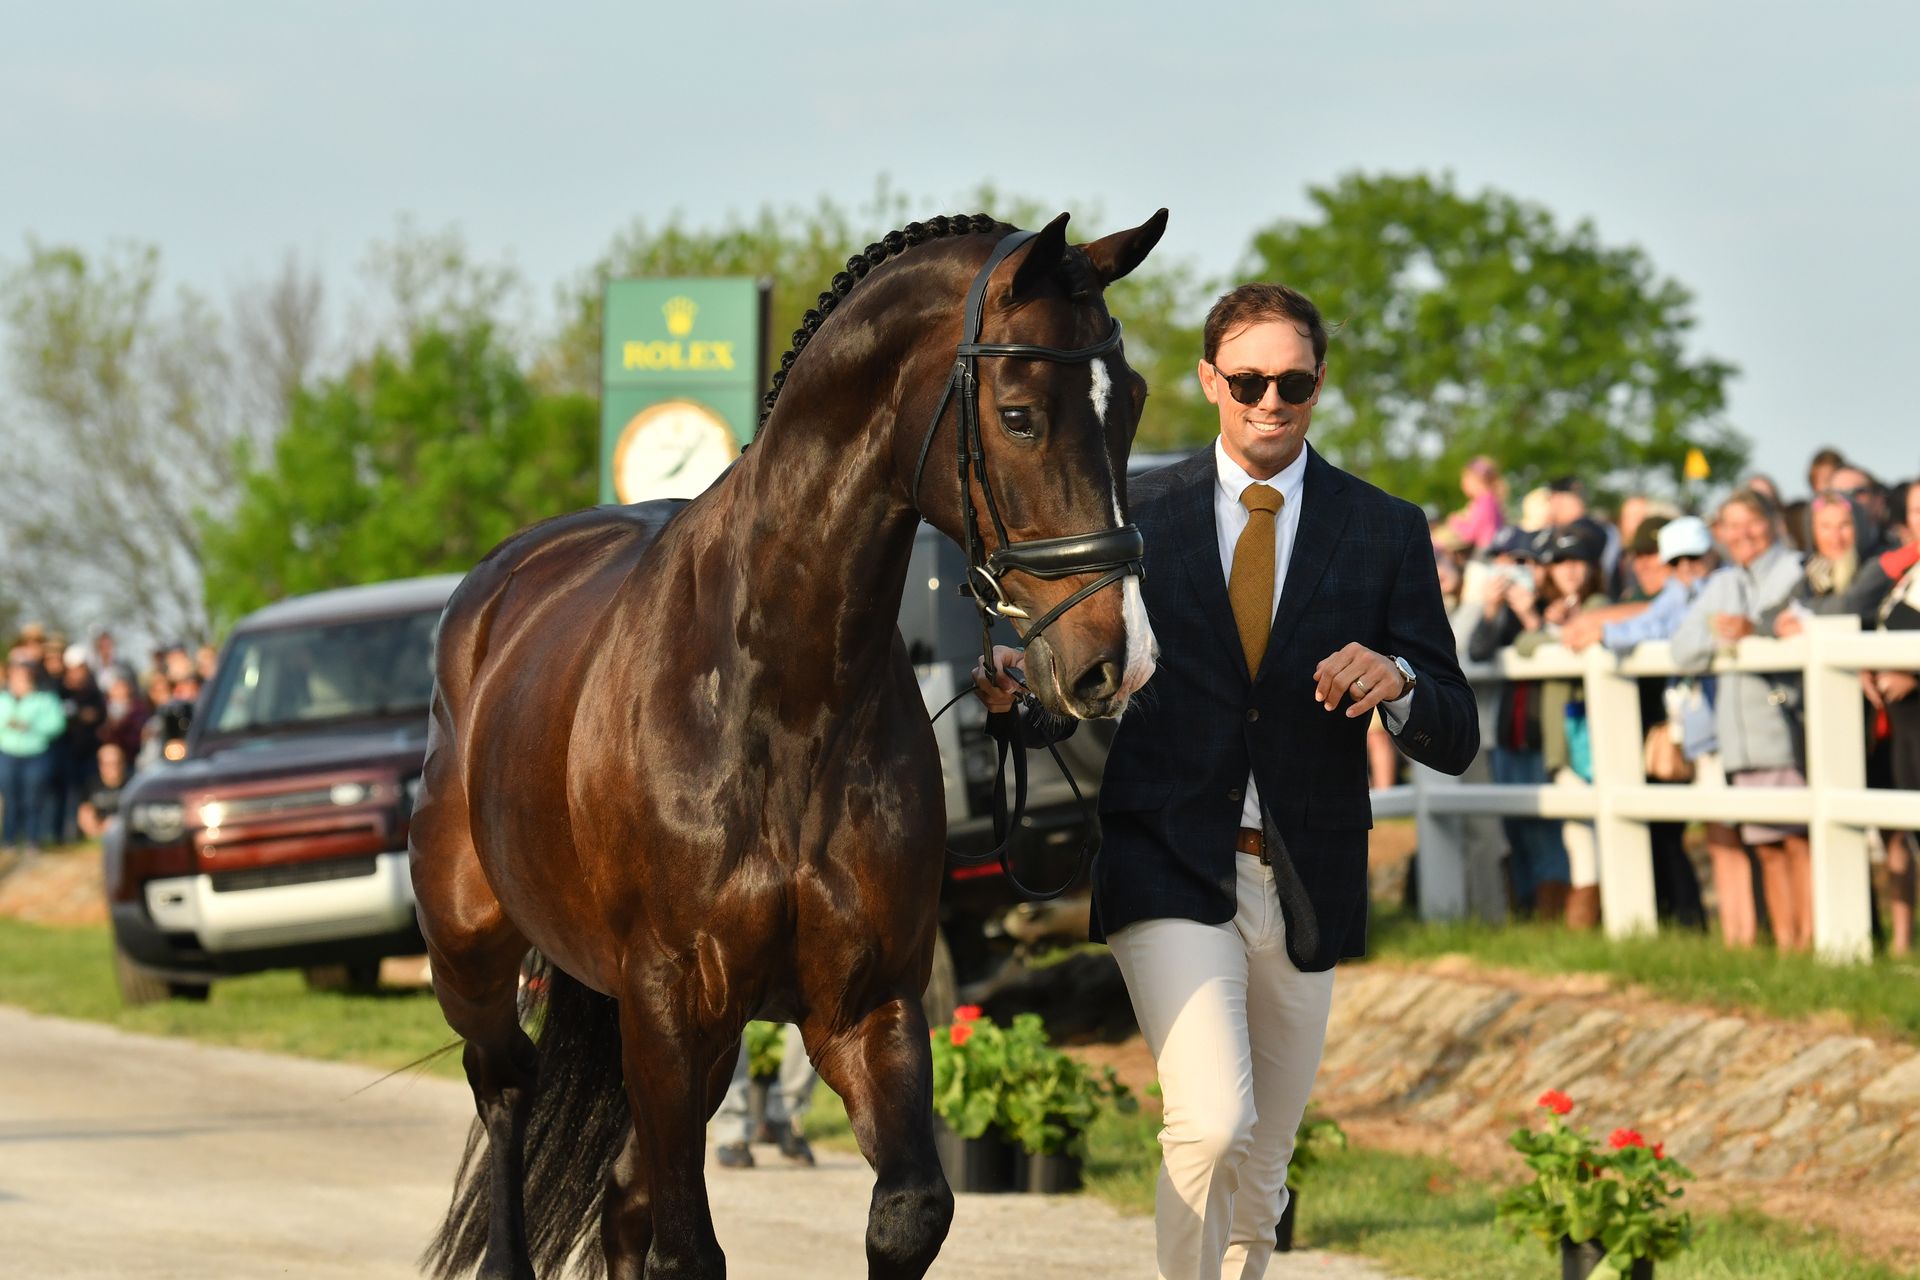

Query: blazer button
left=1245, top=708, right=1259, bottom=723
left=1228, top=787, right=1242, bottom=802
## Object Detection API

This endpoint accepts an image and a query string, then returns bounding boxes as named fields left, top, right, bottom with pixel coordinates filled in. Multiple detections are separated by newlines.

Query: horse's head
left=908, top=210, right=1168, bottom=720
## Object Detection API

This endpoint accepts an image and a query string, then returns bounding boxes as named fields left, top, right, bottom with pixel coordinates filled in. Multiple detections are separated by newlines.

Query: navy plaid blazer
left=1088, top=444, right=1479, bottom=971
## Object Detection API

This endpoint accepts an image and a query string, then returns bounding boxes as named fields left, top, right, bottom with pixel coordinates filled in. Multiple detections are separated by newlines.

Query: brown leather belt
left=1235, top=826, right=1267, bottom=863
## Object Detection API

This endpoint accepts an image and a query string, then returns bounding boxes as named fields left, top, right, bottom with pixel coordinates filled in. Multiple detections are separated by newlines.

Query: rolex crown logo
left=663, top=296, right=698, bottom=337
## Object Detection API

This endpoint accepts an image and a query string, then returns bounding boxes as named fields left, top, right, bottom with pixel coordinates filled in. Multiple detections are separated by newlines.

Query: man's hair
left=1202, top=283, right=1328, bottom=366
left=1808, top=446, right=1845, bottom=485
left=1719, top=487, right=1779, bottom=526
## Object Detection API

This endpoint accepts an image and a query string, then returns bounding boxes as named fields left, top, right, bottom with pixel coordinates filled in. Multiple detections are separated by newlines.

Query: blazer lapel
left=1259, top=446, right=1352, bottom=682
left=1168, top=449, right=1248, bottom=681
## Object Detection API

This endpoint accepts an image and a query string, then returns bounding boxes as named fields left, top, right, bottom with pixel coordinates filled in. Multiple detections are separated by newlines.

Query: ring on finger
left=1354, top=676, right=1369, bottom=695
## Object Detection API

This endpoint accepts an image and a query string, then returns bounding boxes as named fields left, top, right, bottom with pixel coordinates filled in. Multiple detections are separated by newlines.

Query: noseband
left=910, top=230, right=1146, bottom=667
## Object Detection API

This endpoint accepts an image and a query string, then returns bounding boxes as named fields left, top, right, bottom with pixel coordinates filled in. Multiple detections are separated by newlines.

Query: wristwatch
left=1389, top=655, right=1417, bottom=700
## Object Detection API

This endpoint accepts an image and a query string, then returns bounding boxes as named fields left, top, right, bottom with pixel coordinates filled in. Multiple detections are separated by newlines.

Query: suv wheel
left=113, top=946, right=211, bottom=1005
left=304, top=961, right=382, bottom=994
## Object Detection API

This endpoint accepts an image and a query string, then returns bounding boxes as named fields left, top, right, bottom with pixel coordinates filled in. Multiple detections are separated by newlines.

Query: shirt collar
left=1213, top=438, right=1308, bottom=510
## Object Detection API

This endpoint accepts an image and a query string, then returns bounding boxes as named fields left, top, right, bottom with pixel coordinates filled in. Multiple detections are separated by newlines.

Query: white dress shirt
left=1213, top=439, right=1414, bottom=828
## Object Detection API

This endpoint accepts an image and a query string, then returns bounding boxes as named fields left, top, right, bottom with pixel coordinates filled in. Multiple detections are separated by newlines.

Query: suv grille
left=209, top=856, right=379, bottom=894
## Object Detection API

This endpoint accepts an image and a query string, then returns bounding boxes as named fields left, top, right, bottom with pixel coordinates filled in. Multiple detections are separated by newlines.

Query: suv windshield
left=204, top=610, right=440, bottom=736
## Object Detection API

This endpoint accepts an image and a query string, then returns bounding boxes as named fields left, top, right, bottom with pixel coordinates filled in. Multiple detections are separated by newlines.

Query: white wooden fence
left=1377, top=616, right=1920, bottom=963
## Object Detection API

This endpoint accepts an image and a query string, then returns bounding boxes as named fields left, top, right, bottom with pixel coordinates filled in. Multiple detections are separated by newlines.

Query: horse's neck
left=708, top=410, right=920, bottom=681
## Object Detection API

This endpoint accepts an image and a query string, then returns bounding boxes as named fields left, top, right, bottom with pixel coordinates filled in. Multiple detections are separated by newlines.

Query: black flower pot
left=1273, top=1188, right=1298, bottom=1252
left=1017, top=1150, right=1083, bottom=1194
left=1560, top=1236, right=1653, bottom=1280
left=934, top=1121, right=1017, bottom=1193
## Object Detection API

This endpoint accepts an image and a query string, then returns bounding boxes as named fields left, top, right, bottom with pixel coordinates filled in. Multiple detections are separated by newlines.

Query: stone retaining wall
left=1317, top=962, right=1920, bottom=1198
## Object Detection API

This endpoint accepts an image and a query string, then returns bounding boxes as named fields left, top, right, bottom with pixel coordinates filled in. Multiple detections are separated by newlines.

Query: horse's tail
left=423, top=960, right=630, bottom=1280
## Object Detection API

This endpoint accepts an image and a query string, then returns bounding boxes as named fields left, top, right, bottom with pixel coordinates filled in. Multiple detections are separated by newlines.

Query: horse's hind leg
left=608, top=974, right=731, bottom=1279
left=413, top=778, right=538, bottom=1280
left=809, top=996, right=953, bottom=1279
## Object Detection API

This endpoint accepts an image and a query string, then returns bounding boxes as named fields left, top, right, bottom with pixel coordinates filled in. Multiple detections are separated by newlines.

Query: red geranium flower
left=1609, top=1128, right=1646, bottom=1150
left=948, top=1023, right=973, bottom=1047
left=1653, top=1143, right=1666, bottom=1159
left=1537, top=1090, right=1573, bottom=1115
left=953, top=1005, right=983, bottom=1023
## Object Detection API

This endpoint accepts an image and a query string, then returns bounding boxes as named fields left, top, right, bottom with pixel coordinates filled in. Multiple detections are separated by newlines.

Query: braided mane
left=759, top=212, right=1006, bottom=425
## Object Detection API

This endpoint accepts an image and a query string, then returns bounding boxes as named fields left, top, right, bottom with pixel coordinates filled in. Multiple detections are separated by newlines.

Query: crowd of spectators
left=0, top=627, right=217, bottom=860
left=1426, top=450, right=1920, bottom=954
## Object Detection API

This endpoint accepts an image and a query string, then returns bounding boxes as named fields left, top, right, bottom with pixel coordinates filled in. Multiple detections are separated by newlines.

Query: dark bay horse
left=412, top=208, right=1167, bottom=1279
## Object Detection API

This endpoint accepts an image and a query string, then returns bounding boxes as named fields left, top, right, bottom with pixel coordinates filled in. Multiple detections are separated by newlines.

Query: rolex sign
left=601, top=278, right=769, bottom=504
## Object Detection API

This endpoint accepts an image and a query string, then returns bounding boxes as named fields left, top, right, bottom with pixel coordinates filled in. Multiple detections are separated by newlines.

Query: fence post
left=1412, top=761, right=1469, bottom=921
left=1804, top=616, right=1872, bottom=962
left=1585, top=644, right=1657, bottom=937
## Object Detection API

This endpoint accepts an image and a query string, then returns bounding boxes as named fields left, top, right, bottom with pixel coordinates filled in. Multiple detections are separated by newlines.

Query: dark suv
left=105, top=576, right=459, bottom=1002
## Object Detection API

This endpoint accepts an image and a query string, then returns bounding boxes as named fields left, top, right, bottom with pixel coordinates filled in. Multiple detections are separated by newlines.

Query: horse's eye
left=999, top=407, right=1036, bottom=438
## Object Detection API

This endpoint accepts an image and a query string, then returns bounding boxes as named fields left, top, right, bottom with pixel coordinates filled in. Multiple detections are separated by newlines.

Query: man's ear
left=1080, top=209, right=1170, bottom=287
left=1008, top=213, right=1071, bottom=301
left=1196, top=357, right=1220, bottom=405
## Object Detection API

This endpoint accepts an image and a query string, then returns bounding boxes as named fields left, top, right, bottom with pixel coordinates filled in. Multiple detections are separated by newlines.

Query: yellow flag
left=1683, top=447, right=1711, bottom=481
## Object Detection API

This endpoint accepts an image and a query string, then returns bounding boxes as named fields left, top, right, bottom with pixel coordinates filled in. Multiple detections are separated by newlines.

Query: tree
left=0, top=241, right=324, bottom=643
left=1240, top=173, right=1746, bottom=510
left=549, top=184, right=1212, bottom=452
left=199, top=319, right=596, bottom=627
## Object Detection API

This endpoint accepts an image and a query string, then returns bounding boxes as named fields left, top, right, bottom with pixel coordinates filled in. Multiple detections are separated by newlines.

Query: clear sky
left=4, top=1, right=1914, bottom=494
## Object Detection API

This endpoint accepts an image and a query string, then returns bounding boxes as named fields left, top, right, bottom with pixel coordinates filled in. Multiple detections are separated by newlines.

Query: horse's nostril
left=1073, top=659, right=1122, bottom=702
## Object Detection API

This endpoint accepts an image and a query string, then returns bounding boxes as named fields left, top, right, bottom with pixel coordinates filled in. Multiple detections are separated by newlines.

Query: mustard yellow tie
left=1229, top=484, right=1284, bottom=678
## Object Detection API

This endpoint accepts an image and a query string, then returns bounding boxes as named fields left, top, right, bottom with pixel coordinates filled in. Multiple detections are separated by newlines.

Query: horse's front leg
left=808, top=994, right=954, bottom=1280
left=612, top=981, right=730, bottom=1280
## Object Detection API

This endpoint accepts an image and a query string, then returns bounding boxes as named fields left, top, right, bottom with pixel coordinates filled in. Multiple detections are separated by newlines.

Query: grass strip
left=1367, top=901, right=1920, bottom=1043
left=0, top=918, right=463, bottom=1077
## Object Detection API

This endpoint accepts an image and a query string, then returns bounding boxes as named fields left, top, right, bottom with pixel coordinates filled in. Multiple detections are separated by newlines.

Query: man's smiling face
left=1198, top=319, right=1323, bottom=480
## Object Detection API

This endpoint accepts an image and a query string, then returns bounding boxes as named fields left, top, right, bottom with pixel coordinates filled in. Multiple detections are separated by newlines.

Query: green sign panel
left=601, top=278, right=766, bottom=504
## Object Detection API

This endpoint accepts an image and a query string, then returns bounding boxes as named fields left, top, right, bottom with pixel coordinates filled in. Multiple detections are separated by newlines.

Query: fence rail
left=1382, top=616, right=1920, bottom=963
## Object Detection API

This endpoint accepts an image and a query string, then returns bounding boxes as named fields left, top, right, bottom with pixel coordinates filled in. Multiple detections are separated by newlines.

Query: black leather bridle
left=910, top=229, right=1146, bottom=667
left=914, top=229, right=1146, bottom=900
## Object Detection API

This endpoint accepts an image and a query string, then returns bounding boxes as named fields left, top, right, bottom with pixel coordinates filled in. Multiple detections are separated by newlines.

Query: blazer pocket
left=1306, top=794, right=1374, bottom=830
left=1097, top=779, right=1173, bottom=813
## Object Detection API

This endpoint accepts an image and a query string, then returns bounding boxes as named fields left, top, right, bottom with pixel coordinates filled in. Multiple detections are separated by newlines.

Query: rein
left=914, top=230, right=1145, bottom=901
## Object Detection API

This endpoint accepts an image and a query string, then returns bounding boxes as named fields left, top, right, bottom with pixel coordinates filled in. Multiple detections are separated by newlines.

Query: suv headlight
left=128, top=801, right=186, bottom=842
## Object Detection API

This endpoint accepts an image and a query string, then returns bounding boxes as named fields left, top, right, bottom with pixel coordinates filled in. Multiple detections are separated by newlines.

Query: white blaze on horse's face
left=1087, top=357, right=1157, bottom=699
left=1087, top=358, right=1112, bottom=424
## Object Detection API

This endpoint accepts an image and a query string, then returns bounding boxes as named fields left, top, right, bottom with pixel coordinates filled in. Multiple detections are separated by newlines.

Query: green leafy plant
left=743, top=1020, right=784, bottom=1079
left=1497, top=1090, right=1694, bottom=1278
left=929, top=1006, right=1133, bottom=1157
left=1286, top=1110, right=1349, bottom=1189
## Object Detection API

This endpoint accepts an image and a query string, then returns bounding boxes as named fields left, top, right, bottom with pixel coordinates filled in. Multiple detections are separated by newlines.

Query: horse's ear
left=1007, top=213, right=1072, bottom=300
left=1081, top=208, right=1169, bottom=287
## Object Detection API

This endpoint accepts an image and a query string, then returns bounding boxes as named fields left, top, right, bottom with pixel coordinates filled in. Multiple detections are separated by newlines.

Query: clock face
left=611, top=400, right=740, bottom=503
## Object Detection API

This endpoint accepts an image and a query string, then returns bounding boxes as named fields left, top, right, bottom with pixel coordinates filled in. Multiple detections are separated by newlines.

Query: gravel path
left=0, top=1005, right=1404, bottom=1277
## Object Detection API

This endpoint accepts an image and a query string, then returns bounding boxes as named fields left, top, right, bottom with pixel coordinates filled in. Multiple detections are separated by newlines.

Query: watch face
left=611, top=400, right=740, bottom=503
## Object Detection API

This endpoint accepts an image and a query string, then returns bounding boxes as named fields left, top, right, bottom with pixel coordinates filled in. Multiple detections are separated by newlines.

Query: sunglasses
left=1212, top=364, right=1319, bottom=406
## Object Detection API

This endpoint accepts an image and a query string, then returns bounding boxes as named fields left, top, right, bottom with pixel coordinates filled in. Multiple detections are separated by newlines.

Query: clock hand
left=660, top=442, right=701, bottom=481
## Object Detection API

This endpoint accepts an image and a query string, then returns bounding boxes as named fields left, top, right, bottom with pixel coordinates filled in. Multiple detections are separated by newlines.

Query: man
left=976, top=283, right=1477, bottom=1280
left=78, top=742, right=131, bottom=839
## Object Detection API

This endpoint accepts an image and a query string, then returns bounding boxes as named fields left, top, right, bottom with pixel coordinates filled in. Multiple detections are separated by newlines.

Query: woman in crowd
left=1, top=656, right=68, bottom=858
left=1447, top=456, right=1507, bottom=553
left=1469, top=527, right=1570, bottom=919
left=1672, top=491, right=1812, bottom=950
left=1513, top=524, right=1614, bottom=928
